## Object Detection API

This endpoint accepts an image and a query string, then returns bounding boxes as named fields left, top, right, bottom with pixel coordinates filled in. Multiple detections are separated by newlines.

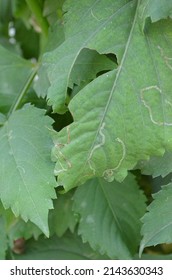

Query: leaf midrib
left=60, top=0, right=138, bottom=188
left=86, top=0, right=140, bottom=169
left=5, top=122, right=46, bottom=234
left=99, top=179, right=123, bottom=233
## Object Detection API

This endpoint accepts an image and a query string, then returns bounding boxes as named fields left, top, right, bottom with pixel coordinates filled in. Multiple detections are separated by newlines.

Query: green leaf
left=0, top=45, right=36, bottom=114
left=140, top=183, right=172, bottom=255
left=0, top=216, right=8, bottom=259
left=42, top=0, right=136, bottom=113
left=70, top=49, right=116, bottom=87
left=73, top=174, right=146, bottom=259
left=0, top=105, right=56, bottom=235
left=12, top=232, right=109, bottom=260
left=12, top=0, right=31, bottom=27
left=139, top=0, right=172, bottom=28
left=34, top=21, right=65, bottom=98
left=52, top=3, right=172, bottom=190
left=8, top=219, right=42, bottom=243
left=0, top=0, right=12, bottom=23
left=0, top=112, right=6, bottom=126
left=15, top=21, right=40, bottom=59
left=0, top=37, right=22, bottom=55
left=49, top=192, right=78, bottom=237
left=0, top=201, right=17, bottom=229
left=137, top=152, right=172, bottom=178
left=8, top=221, right=42, bottom=245
left=0, top=200, right=41, bottom=244
left=43, top=0, right=65, bottom=24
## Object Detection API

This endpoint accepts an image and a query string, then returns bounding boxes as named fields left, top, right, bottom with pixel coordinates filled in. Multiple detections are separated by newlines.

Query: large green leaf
left=0, top=45, right=36, bottom=114
left=41, top=0, right=135, bottom=113
left=140, top=183, right=172, bottom=255
left=52, top=1, right=172, bottom=190
left=139, top=0, right=172, bottom=27
left=73, top=174, right=146, bottom=259
left=0, top=105, right=56, bottom=235
left=12, top=232, right=109, bottom=260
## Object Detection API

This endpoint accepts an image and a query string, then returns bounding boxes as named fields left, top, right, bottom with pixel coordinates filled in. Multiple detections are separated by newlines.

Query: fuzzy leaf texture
left=73, top=174, right=146, bottom=259
left=51, top=0, right=172, bottom=190
left=0, top=105, right=56, bottom=236
left=140, top=183, right=172, bottom=255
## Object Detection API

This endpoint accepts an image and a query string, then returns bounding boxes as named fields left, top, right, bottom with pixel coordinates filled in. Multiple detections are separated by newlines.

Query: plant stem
left=7, top=67, right=37, bottom=118
left=26, top=0, right=49, bottom=37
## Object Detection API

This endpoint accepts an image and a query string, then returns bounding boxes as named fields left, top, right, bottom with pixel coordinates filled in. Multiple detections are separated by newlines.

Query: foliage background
left=0, top=0, right=172, bottom=260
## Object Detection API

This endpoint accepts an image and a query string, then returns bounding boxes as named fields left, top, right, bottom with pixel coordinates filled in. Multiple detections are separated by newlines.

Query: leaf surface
left=8, top=219, right=42, bottom=242
left=0, top=113, right=6, bottom=126
left=70, top=49, right=116, bottom=87
left=139, top=0, right=172, bottom=27
left=137, top=152, right=172, bottom=178
left=52, top=1, right=172, bottom=190
left=140, top=183, right=172, bottom=255
left=0, top=45, right=36, bottom=114
left=73, top=174, right=146, bottom=259
left=42, top=0, right=135, bottom=113
left=43, top=0, right=65, bottom=24
left=12, top=232, right=109, bottom=260
left=49, top=192, right=78, bottom=237
left=0, top=105, right=56, bottom=235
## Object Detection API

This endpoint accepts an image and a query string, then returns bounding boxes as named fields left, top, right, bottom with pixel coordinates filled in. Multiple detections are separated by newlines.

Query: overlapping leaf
left=43, top=0, right=65, bottom=24
left=137, top=152, right=172, bottom=178
left=51, top=0, right=172, bottom=190
left=49, top=192, right=78, bottom=237
left=73, top=174, right=146, bottom=259
left=140, top=183, right=172, bottom=255
left=8, top=219, right=42, bottom=242
left=0, top=45, right=36, bottom=113
left=0, top=105, right=56, bottom=235
left=40, top=0, right=135, bottom=113
left=139, top=0, right=172, bottom=27
left=69, top=49, right=116, bottom=88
